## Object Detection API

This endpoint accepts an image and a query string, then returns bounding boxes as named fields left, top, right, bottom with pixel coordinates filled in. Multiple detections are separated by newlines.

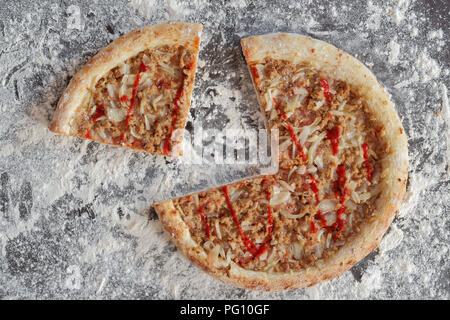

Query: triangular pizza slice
left=153, top=33, right=408, bottom=290
left=50, top=22, right=202, bottom=158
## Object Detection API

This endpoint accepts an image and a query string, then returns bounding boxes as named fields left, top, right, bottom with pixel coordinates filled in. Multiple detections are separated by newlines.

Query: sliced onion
left=288, top=166, right=297, bottom=180
left=308, top=132, right=326, bottom=164
left=106, top=84, right=117, bottom=99
left=144, top=115, right=151, bottom=131
left=152, top=94, right=164, bottom=110
left=314, top=244, right=323, bottom=258
left=280, top=211, right=305, bottom=219
left=142, top=54, right=152, bottom=66
left=130, top=128, right=143, bottom=140
left=206, top=212, right=219, bottom=218
left=215, top=220, right=222, bottom=239
left=107, top=108, right=127, bottom=123
left=120, top=63, right=129, bottom=75
left=193, top=194, right=199, bottom=207
left=278, top=180, right=295, bottom=192
left=326, top=233, right=332, bottom=248
left=299, top=117, right=321, bottom=145
left=297, top=166, right=307, bottom=175
left=159, top=62, right=175, bottom=76
left=330, top=110, right=355, bottom=119
left=317, top=199, right=338, bottom=213
left=139, top=78, right=152, bottom=90
left=270, top=190, right=291, bottom=206
left=314, top=154, right=323, bottom=169
left=324, top=211, right=337, bottom=225
left=293, top=86, right=308, bottom=96
left=230, top=189, right=243, bottom=202
left=312, top=99, right=325, bottom=110
left=98, top=129, right=107, bottom=141
left=346, top=200, right=357, bottom=211
left=292, top=242, right=302, bottom=260
left=207, top=244, right=220, bottom=266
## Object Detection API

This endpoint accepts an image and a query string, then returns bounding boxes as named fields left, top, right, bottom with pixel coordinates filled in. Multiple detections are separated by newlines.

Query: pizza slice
left=49, top=22, right=203, bottom=158
left=153, top=33, right=408, bottom=290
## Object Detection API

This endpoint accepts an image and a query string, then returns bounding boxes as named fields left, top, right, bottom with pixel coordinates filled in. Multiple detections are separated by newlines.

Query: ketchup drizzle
left=361, top=142, right=373, bottom=182
left=314, top=210, right=328, bottom=227
left=162, top=62, right=194, bottom=155
left=331, top=165, right=350, bottom=237
left=310, top=220, right=317, bottom=233
left=250, top=65, right=259, bottom=80
left=119, top=62, right=147, bottom=144
left=84, top=127, right=92, bottom=139
left=197, top=203, right=211, bottom=238
left=272, top=98, right=307, bottom=161
left=162, top=85, right=184, bottom=155
left=221, top=185, right=270, bottom=258
left=309, top=174, right=320, bottom=204
left=92, top=104, right=106, bottom=122
left=326, top=126, right=340, bottom=155
left=320, top=78, right=332, bottom=103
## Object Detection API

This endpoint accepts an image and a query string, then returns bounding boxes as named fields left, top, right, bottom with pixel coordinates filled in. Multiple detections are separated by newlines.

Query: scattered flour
left=416, top=50, right=441, bottom=83
left=388, top=38, right=401, bottom=65
left=0, top=0, right=448, bottom=299
left=390, top=0, right=411, bottom=24
left=379, top=224, right=404, bottom=254
left=428, top=29, right=443, bottom=40
left=358, top=266, right=383, bottom=298
left=439, top=84, right=450, bottom=176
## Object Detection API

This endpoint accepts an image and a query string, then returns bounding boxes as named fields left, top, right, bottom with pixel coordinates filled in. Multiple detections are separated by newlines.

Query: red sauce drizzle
left=310, top=220, right=317, bottom=233
left=315, top=210, right=328, bottom=227
left=272, top=98, right=307, bottom=161
left=264, top=184, right=273, bottom=240
left=327, top=126, right=340, bottom=155
left=361, top=142, right=373, bottom=182
left=320, top=78, right=332, bottom=103
left=332, top=165, right=350, bottom=237
left=162, top=85, right=184, bottom=155
left=309, top=175, right=320, bottom=204
left=84, top=127, right=92, bottom=139
left=250, top=65, right=259, bottom=80
left=197, top=204, right=211, bottom=238
left=119, top=62, right=147, bottom=144
left=162, top=62, right=194, bottom=155
left=221, top=185, right=268, bottom=258
left=92, top=104, right=106, bottom=122
left=120, top=96, right=128, bottom=103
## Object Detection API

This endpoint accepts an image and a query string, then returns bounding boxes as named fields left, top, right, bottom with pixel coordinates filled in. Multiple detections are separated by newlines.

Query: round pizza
left=49, top=22, right=202, bottom=158
left=153, top=33, right=409, bottom=290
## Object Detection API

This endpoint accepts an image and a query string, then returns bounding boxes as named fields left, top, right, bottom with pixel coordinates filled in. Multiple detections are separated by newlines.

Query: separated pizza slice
left=49, top=22, right=202, bottom=158
left=153, top=33, right=408, bottom=291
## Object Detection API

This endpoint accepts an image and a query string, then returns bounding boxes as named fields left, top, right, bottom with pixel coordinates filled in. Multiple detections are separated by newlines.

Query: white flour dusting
left=439, top=84, right=450, bottom=176
left=379, top=224, right=404, bottom=254
left=388, top=38, right=401, bottom=65
left=0, top=0, right=448, bottom=299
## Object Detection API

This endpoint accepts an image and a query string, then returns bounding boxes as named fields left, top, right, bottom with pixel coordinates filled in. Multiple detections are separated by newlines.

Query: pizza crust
left=154, top=33, right=408, bottom=291
left=49, top=21, right=203, bottom=157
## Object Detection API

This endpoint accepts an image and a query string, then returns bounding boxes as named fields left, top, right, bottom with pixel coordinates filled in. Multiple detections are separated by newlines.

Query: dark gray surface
left=0, top=0, right=449, bottom=299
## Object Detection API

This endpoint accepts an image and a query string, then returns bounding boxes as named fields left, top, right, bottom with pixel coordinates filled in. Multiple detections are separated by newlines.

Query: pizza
left=153, top=33, right=408, bottom=290
left=49, top=22, right=202, bottom=158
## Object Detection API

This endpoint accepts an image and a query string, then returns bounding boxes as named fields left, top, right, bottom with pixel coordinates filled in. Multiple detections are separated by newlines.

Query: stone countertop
left=0, top=0, right=448, bottom=299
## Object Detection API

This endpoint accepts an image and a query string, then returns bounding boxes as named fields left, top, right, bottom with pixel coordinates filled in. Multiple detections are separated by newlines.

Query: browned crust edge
left=156, top=33, right=409, bottom=291
left=49, top=21, right=203, bottom=158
